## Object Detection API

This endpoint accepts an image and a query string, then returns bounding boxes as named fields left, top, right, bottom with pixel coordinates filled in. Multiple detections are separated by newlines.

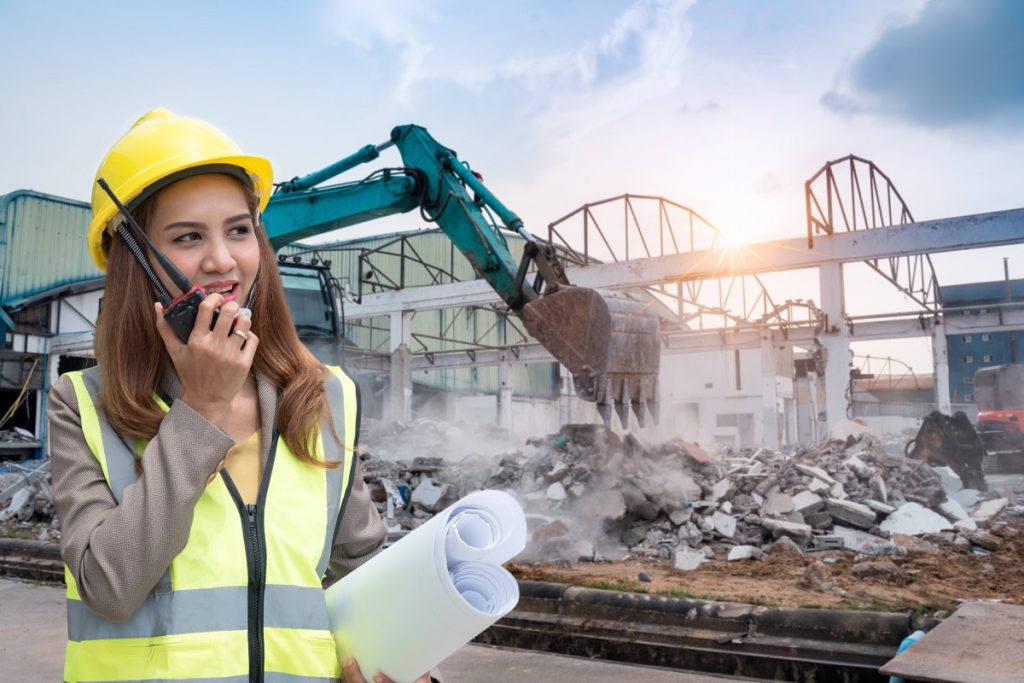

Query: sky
left=2, top=0, right=1023, bottom=373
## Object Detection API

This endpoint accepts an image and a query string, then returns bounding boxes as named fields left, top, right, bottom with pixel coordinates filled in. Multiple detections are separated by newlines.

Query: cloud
left=823, top=0, right=1024, bottom=127
left=327, top=0, right=697, bottom=114
left=327, top=1, right=438, bottom=105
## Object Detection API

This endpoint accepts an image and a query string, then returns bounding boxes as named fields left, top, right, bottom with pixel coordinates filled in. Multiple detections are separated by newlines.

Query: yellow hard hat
left=88, top=108, right=274, bottom=271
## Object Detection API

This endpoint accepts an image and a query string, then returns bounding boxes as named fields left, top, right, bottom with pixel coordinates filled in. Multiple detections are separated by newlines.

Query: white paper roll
left=324, top=489, right=526, bottom=683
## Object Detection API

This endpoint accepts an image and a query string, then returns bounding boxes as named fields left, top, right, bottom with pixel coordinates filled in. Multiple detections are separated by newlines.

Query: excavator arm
left=262, top=125, right=660, bottom=427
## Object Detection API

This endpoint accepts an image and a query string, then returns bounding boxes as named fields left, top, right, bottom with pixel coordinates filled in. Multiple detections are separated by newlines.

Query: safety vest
left=61, top=365, right=359, bottom=683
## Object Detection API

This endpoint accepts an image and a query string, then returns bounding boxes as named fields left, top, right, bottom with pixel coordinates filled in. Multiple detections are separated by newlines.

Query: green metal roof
left=0, top=190, right=101, bottom=312
left=282, top=230, right=558, bottom=397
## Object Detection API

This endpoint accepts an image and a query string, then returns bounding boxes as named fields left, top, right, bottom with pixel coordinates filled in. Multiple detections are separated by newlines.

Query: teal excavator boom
left=262, top=125, right=660, bottom=427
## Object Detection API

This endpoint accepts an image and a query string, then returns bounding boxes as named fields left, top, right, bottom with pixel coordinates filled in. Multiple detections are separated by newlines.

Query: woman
left=50, top=108, right=431, bottom=683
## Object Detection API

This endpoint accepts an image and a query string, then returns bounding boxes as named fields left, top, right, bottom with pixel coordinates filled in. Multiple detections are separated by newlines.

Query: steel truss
left=806, top=155, right=941, bottom=311
left=546, top=194, right=813, bottom=332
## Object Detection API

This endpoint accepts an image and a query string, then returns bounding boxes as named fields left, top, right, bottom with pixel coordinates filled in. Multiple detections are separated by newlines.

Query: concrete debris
left=972, top=498, right=1009, bottom=526
left=727, top=545, right=761, bottom=561
left=880, top=502, right=952, bottom=536
left=825, top=498, right=877, bottom=529
left=831, top=525, right=888, bottom=552
left=673, top=547, right=705, bottom=571
left=350, top=421, right=1020, bottom=566
left=967, top=530, right=1003, bottom=552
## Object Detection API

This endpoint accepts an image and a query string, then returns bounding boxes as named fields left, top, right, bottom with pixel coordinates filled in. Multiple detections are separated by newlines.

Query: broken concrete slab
left=795, top=463, right=836, bottom=485
left=972, top=498, right=1009, bottom=526
left=711, top=511, right=737, bottom=538
left=761, top=518, right=812, bottom=545
left=831, top=525, right=889, bottom=552
left=546, top=482, right=567, bottom=501
left=880, top=502, right=953, bottom=536
left=762, top=491, right=795, bottom=517
left=673, top=547, right=705, bottom=571
left=808, top=478, right=831, bottom=493
left=863, top=499, right=896, bottom=515
left=938, top=499, right=976, bottom=531
left=668, top=508, right=693, bottom=526
left=791, top=490, right=825, bottom=515
left=825, top=498, right=877, bottom=529
left=727, top=545, right=762, bottom=561
left=709, top=478, right=732, bottom=502
left=967, top=531, right=1003, bottom=552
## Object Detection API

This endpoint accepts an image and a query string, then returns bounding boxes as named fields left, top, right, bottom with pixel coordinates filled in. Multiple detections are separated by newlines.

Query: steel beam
left=345, top=208, right=1024, bottom=318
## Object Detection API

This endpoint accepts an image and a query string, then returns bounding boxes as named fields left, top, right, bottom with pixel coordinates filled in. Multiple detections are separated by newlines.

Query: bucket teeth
left=631, top=398, right=646, bottom=428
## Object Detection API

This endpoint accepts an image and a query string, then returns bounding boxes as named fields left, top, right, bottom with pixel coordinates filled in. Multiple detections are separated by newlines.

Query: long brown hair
left=95, top=175, right=338, bottom=468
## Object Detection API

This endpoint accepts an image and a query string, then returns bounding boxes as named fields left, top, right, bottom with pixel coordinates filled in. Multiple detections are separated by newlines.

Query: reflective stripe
left=317, top=366, right=357, bottom=578
left=263, top=585, right=330, bottom=631
left=66, top=585, right=329, bottom=641
left=65, top=630, right=249, bottom=681
left=264, top=674, right=339, bottom=683
left=73, top=368, right=138, bottom=503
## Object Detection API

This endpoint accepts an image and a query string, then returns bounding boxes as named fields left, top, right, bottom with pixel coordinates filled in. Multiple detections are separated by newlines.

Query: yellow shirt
left=222, top=430, right=262, bottom=504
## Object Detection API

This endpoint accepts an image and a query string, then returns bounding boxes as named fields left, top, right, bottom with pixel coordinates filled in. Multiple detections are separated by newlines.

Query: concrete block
left=829, top=482, right=849, bottom=500
left=880, top=502, right=953, bottom=536
left=938, top=498, right=976, bottom=531
left=808, top=478, right=831, bottom=493
left=546, top=482, right=567, bottom=501
left=825, top=498, right=876, bottom=529
left=792, top=491, right=824, bottom=515
left=762, top=491, right=795, bottom=517
left=761, top=518, right=812, bottom=545
left=673, top=547, right=705, bottom=571
left=727, top=545, right=762, bottom=561
left=668, top=508, right=693, bottom=526
left=711, top=511, right=737, bottom=538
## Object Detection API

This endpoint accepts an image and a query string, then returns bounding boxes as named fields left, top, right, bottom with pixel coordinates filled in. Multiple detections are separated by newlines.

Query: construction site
left=3, top=138, right=1024, bottom=682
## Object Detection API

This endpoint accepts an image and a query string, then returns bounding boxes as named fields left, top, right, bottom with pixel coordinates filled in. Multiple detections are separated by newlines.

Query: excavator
left=261, top=125, right=661, bottom=428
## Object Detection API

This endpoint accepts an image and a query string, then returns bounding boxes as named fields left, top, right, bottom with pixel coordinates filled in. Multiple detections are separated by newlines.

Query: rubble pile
left=0, top=465, right=58, bottom=541
left=358, top=422, right=1021, bottom=569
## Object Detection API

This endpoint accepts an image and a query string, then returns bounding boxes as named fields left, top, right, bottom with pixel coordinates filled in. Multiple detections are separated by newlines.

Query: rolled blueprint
left=325, top=489, right=527, bottom=683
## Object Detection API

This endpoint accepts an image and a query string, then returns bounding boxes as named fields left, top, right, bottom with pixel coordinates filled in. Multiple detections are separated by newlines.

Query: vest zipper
left=246, top=503, right=265, bottom=683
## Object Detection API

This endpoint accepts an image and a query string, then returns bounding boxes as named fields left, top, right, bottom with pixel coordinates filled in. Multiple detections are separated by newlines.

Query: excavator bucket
left=520, top=286, right=660, bottom=429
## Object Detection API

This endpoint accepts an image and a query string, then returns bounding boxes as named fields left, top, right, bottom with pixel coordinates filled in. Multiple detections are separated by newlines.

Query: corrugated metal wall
left=0, top=190, right=99, bottom=308
left=282, top=230, right=558, bottom=398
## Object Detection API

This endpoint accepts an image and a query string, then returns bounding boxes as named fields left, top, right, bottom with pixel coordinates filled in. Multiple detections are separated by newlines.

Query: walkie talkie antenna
left=96, top=178, right=195, bottom=297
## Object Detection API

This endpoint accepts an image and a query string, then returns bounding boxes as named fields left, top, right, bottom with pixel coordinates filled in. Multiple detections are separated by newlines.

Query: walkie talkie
left=96, top=178, right=221, bottom=343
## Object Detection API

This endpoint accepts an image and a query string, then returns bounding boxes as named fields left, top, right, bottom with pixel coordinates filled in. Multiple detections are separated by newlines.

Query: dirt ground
left=510, top=522, right=1024, bottom=616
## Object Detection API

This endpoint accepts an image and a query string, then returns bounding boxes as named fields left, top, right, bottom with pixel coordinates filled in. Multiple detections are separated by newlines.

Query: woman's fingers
left=154, top=302, right=184, bottom=354
left=341, top=658, right=367, bottom=683
left=194, top=292, right=224, bottom=337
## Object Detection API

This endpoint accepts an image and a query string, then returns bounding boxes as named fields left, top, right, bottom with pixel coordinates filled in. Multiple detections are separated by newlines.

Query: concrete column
left=818, top=262, right=850, bottom=428
left=932, top=320, right=952, bottom=414
left=807, top=371, right=820, bottom=442
left=760, top=334, right=780, bottom=449
left=389, top=311, right=413, bottom=422
left=496, top=353, right=513, bottom=432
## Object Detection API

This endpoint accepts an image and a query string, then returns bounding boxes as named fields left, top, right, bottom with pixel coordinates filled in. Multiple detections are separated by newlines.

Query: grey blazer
left=49, top=368, right=385, bottom=622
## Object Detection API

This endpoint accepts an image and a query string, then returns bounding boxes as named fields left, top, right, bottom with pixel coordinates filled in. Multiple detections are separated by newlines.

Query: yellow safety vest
left=61, top=365, right=359, bottom=683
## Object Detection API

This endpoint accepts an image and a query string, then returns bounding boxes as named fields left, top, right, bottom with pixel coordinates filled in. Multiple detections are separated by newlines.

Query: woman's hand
left=341, top=657, right=432, bottom=683
left=154, top=294, right=258, bottom=427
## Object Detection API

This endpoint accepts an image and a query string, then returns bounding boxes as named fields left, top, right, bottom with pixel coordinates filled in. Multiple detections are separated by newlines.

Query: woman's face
left=145, top=173, right=260, bottom=304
